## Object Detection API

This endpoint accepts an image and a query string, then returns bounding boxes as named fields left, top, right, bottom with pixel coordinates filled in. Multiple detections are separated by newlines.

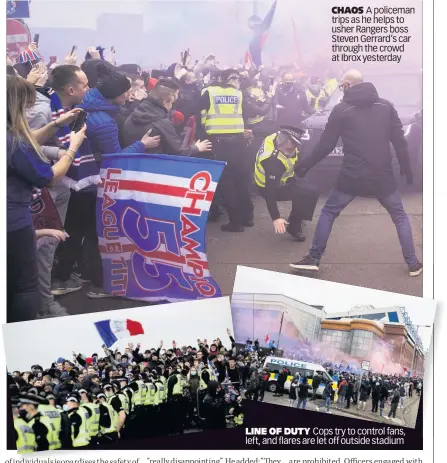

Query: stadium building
left=321, top=305, right=425, bottom=375
left=231, top=294, right=425, bottom=375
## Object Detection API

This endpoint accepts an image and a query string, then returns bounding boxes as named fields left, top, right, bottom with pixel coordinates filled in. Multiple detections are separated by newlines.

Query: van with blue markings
left=262, top=356, right=335, bottom=396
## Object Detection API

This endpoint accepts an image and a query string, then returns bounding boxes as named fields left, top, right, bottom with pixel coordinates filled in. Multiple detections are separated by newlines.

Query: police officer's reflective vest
left=117, top=392, right=129, bottom=415
left=306, top=88, right=326, bottom=111
left=124, top=388, right=134, bottom=412
left=145, top=383, right=157, bottom=405
left=159, top=376, right=168, bottom=400
left=254, top=133, right=299, bottom=188
left=324, top=78, right=338, bottom=97
left=205, top=86, right=244, bottom=135
left=37, top=404, right=62, bottom=448
left=133, top=380, right=144, bottom=406
left=14, top=418, right=36, bottom=454
left=153, top=383, right=161, bottom=406
left=200, top=86, right=214, bottom=127
left=246, top=87, right=267, bottom=126
left=99, top=402, right=118, bottom=435
left=172, top=374, right=185, bottom=396
left=234, top=412, right=244, bottom=426
left=29, top=413, right=61, bottom=451
left=155, top=381, right=166, bottom=403
left=71, top=408, right=91, bottom=448
left=81, top=403, right=100, bottom=437
left=199, top=368, right=212, bottom=390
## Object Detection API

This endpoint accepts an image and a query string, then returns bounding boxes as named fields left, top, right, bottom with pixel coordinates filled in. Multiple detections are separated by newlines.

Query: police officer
left=18, top=393, right=61, bottom=452
left=199, top=68, right=254, bottom=232
left=37, top=395, right=63, bottom=447
left=167, top=368, right=187, bottom=434
left=154, top=371, right=168, bottom=434
left=103, top=383, right=126, bottom=437
left=306, top=77, right=329, bottom=111
left=64, top=395, right=91, bottom=449
left=143, top=374, right=158, bottom=437
left=96, top=392, right=119, bottom=444
left=79, top=389, right=100, bottom=446
left=118, top=378, right=133, bottom=415
left=128, top=374, right=147, bottom=438
left=199, top=70, right=222, bottom=137
left=45, top=393, right=62, bottom=410
left=254, top=126, right=320, bottom=241
left=324, top=72, right=338, bottom=98
left=12, top=399, right=36, bottom=454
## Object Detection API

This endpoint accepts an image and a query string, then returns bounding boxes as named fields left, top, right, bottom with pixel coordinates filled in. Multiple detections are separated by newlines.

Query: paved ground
left=207, top=191, right=423, bottom=298
left=263, top=391, right=421, bottom=428
left=59, top=191, right=422, bottom=315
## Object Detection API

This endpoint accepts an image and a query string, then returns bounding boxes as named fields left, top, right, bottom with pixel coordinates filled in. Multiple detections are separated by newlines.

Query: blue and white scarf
left=48, top=89, right=100, bottom=191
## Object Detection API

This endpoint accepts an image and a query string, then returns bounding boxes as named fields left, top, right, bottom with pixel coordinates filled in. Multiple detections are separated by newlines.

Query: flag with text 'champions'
left=97, top=153, right=226, bottom=303
left=94, top=319, right=144, bottom=348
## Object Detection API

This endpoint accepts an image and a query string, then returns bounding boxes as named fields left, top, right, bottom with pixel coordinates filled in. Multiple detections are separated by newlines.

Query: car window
left=296, top=368, right=313, bottom=379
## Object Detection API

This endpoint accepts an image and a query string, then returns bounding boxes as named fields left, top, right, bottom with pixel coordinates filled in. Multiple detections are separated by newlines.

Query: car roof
left=264, top=356, right=326, bottom=370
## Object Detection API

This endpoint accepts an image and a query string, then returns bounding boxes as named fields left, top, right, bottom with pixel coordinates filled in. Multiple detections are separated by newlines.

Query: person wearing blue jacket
left=52, top=65, right=160, bottom=300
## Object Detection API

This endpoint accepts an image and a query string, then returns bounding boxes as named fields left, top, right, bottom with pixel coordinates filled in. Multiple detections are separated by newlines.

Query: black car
left=299, top=71, right=423, bottom=192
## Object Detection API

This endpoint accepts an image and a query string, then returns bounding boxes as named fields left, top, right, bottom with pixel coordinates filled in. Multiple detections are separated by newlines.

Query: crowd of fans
left=9, top=329, right=247, bottom=453
left=231, top=340, right=424, bottom=424
left=304, top=370, right=422, bottom=422
left=7, top=41, right=338, bottom=324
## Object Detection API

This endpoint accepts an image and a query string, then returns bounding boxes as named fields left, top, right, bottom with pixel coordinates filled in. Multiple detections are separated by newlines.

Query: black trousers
left=276, top=384, right=284, bottom=396
left=260, top=179, right=320, bottom=233
left=211, top=135, right=254, bottom=226
left=372, top=398, right=379, bottom=412
left=7, top=225, right=42, bottom=322
left=54, top=190, right=103, bottom=287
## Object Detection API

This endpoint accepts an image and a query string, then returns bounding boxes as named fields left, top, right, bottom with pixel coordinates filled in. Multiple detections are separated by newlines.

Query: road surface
left=59, top=191, right=422, bottom=316
left=263, top=391, right=421, bottom=428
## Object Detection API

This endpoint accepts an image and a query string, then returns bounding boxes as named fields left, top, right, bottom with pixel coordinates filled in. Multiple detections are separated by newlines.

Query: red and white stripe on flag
left=110, top=319, right=144, bottom=339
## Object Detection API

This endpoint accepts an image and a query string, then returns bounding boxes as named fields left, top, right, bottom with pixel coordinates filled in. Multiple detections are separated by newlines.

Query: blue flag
left=97, top=153, right=226, bottom=303
left=7, top=1, right=30, bottom=19
left=249, top=0, right=277, bottom=67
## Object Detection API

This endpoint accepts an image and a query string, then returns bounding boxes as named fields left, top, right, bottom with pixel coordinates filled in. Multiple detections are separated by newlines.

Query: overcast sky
left=233, top=266, right=436, bottom=350
left=3, top=297, right=233, bottom=372
left=23, top=0, right=421, bottom=68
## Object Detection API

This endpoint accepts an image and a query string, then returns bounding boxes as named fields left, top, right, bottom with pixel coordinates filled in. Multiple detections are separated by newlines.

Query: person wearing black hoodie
left=345, top=379, right=354, bottom=409
left=379, top=382, right=389, bottom=417
left=291, top=69, right=422, bottom=277
left=371, top=381, right=381, bottom=413
left=201, top=380, right=226, bottom=430
left=122, top=81, right=212, bottom=156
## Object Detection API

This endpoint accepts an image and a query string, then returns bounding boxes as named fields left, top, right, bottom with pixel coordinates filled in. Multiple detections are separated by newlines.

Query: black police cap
left=279, top=126, right=305, bottom=144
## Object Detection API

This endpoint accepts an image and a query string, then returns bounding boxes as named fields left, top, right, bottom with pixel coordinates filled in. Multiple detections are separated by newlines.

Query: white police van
left=263, top=356, right=334, bottom=396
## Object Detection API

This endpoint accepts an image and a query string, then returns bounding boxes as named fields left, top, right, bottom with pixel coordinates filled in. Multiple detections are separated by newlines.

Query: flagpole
left=252, top=294, right=255, bottom=342
left=277, top=311, right=284, bottom=351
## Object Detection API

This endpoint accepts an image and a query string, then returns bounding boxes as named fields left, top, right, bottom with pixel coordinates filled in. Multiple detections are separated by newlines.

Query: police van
left=263, top=356, right=334, bottom=396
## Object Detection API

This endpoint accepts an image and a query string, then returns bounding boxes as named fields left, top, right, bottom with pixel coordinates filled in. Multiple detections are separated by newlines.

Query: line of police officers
left=12, top=362, right=243, bottom=453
